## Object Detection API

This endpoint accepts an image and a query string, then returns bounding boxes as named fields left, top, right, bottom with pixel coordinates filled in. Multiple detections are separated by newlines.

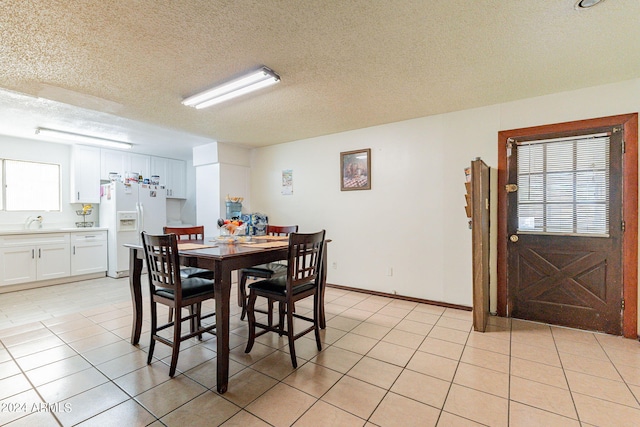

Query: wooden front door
left=497, top=114, right=638, bottom=337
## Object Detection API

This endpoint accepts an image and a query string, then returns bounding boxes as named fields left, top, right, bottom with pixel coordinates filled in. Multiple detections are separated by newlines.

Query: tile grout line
left=549, top=324, right=583, bottom=425
left=592, top=330, right=640, bottom=409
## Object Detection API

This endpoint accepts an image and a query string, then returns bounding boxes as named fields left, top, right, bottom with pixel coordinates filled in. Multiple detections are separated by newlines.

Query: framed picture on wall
left=340, top=148, right=371, bottom=191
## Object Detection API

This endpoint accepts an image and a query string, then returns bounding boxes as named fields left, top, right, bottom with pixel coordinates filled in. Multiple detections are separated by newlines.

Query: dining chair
left=141, top=231, right=216, bottom=377
left=244, top=230, right=325, bottom=368
left=163, top=226, right=214, bottom=322
left=162, top=226, right=214, bottom=277
left=237, top=224, right=298, bottom=322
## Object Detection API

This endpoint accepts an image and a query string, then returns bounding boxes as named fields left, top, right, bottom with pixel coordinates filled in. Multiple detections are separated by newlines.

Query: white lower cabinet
left=71, top=232, right=107, bottom=275
left=0, top=230, right=107, bottom=287
left=0, top=234, right=71, bottom=286
left=0, top=245, right=38, bottom=285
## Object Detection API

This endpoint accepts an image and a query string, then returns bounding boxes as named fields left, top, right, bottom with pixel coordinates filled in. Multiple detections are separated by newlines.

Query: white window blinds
left=516, top=133, right=610, bottom=236
left=5, top=160, right=61, bottom=211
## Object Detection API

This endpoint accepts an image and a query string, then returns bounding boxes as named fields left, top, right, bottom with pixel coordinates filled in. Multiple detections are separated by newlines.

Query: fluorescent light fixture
left=182, top=66, right=280, bottom=109
left=35, top=128, right=132, bottom=150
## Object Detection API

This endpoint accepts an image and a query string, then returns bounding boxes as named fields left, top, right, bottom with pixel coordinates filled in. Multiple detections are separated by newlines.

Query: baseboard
left=0, top=272, right=106, bottom=294
left=325, top=283, right=472, bottom=312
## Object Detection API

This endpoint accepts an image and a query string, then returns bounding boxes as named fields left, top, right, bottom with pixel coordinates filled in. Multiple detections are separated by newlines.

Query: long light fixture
left=35, top=128, right=132, bottom=150
left=182, top=66, right=280, bottom=109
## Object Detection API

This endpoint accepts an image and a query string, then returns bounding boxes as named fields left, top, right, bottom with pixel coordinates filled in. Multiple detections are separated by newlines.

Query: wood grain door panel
left=510, top=237, right=621, bottom=333
left=506, top=126, right=623, bottom=335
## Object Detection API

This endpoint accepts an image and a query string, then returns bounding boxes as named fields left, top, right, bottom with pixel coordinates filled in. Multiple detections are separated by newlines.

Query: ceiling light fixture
left=575, top=0, right=605, bottom=9
left=182, top=66, right=280, bottom=109
left=35, top=127, right=133, bottom=150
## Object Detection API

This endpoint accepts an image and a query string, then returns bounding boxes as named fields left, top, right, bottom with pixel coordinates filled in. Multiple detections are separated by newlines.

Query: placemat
left=241, top=241, right=289, bottom=248
left=178, top=243, right=217, bottom=250
left=252, top=235, right=289, bottom=241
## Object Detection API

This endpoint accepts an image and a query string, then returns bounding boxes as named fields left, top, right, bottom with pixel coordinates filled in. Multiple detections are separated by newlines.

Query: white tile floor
left=1, top=276, right=640, bottom=426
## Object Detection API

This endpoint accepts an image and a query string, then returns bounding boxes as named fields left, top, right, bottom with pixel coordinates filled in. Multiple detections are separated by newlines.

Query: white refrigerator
left=100, top=181, right=167, bottom=278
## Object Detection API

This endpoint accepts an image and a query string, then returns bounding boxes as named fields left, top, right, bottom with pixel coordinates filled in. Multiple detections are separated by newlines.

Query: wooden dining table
left=125, top=236, right=329, bottom=394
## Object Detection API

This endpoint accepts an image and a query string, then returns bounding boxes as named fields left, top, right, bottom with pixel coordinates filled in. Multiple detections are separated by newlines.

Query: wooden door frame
left=497, top=113, right=638, bottom=338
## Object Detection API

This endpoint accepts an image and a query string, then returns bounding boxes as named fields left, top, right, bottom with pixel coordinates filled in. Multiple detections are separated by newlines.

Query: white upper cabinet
left=70, top=145, right=101, bottom=203
left=99, top=150, right=185, bottom=198
left=168, top=158, right=186, bottom=199
left=129, top=153, right=150, bottom=180
left=100, top=149, right=150, bottom=181
left=150, top=156, right=169, bottom=187
left=100, top=149, right=127, bottom=180
left=150, top=156, right=186, bottom=199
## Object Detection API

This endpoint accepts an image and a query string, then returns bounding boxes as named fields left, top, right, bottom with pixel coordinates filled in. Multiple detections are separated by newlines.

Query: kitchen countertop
left=0, top=227, right=108, bottom=235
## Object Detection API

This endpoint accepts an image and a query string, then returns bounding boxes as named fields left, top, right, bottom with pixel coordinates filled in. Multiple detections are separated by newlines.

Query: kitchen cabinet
left=0, top=234, right=71, bottom=286
left=100, top=149, right=127, bottom=180
left=129, top=153, right=151, bottom=181
left=71, top=231, right=107, bottom=275
left=150, top=156, right=186, bottom=199
left=170, top=159, right=186, bottom=198
left=70, top=145, right=101, bottom=203
left=150, top=156, right=168, bottom=186
left=100, top=149, right=150, bottom=181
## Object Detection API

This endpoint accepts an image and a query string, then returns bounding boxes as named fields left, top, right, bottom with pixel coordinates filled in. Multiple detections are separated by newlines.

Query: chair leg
left=314, top=293, right=322, bottom=351
left=168, top=308, right=173, bottom=323
left=197, top=302, right=203, bottom=339
left=239, top=272, right=249, bottom=320
left=188, top=305, right=195, bottom=334
left=286, top=303, right=297, bottom=368
left=147, top=300, right=158, bottom=365
left=244, top=293, right=258, bottom=353
left=278, top=301, right=285, bottom=336
left=169, top=308, right=182, bottom=377
left=190, top=303, right=203, bottom=340
left=267, top=299, right=274, bottom=326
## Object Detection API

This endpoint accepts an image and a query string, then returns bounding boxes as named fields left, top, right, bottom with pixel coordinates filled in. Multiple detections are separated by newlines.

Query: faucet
left=25, top=215, right=43, bottom=229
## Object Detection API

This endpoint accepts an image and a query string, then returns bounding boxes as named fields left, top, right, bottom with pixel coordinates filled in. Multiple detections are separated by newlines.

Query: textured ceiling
left=0, top=0, right=639, bottom=159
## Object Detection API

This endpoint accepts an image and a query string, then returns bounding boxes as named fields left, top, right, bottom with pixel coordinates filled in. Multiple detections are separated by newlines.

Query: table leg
left=214, top=262, right=231, bottom=393
left=129, top=247, right=144, bottom=345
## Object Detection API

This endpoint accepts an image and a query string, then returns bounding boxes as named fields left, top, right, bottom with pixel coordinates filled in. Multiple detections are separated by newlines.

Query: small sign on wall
left=282, top=169, right=293, bottom=195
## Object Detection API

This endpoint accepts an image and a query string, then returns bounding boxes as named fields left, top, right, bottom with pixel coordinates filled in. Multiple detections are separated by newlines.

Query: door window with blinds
left=515, top=133, right=610, bottom=236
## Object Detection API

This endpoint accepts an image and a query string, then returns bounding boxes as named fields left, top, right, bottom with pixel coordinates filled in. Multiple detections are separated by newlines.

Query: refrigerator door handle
left=135, top=202, right=140, bottom=235
left=139, top=203, right=144, bottom=233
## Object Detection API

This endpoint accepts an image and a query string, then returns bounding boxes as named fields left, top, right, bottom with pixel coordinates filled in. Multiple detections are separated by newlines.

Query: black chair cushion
left=241, top=262, right=287, bottom=277
left=180, top=266, right=214, bottom=280
left=248, top=276, right=315, bottom=296
left=156, top=277, right=214, bottom=299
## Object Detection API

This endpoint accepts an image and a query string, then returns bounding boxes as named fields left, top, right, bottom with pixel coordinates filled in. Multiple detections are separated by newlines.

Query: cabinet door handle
left=77, top=192, right=80, bottom=200
left=38, top=248, right=41, bottom=258
left=73, top=246, right=76, bottom=255
left=32, top=249, right=35, bottom=259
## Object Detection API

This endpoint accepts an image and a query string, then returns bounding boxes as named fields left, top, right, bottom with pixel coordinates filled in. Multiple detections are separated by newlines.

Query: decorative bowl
left=215, top=235, right=237, bottom=244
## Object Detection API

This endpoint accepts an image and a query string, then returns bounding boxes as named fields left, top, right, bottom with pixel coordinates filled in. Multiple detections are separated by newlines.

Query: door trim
left=497, top=113, right=638, bottom=338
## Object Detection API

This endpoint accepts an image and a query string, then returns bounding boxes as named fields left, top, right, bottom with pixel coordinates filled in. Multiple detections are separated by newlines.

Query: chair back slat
left=267, top=225, right=298, bottom=236
left=287, top=231, right=325, bottom=290
left=142, top=232, right=181, bottom=292
left=163, top=225, right=205, bottom=240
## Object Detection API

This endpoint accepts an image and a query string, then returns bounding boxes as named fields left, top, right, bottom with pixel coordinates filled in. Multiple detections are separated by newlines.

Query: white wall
left=194, top=142, right=251, bottom=235
left=195, top=163, right=221, bottom=234
left=250, top=78, right=640, bottom=310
